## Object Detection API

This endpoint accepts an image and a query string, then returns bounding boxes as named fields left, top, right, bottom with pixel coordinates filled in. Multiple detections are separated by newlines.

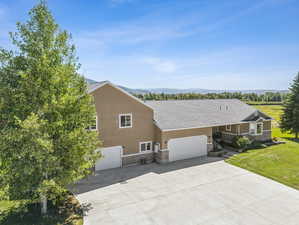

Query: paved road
left=73, top=157, right=299, bottom=225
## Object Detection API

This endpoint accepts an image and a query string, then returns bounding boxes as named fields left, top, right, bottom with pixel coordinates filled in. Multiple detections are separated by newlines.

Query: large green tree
left=281, top=72, right=299, bottom=139
left=0, top=1, right=100, bottom=214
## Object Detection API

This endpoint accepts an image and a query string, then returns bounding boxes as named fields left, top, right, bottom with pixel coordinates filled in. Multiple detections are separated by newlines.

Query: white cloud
left=75, top=23, right=188, bottom=48
left=142, top=57, right=178, bottom=73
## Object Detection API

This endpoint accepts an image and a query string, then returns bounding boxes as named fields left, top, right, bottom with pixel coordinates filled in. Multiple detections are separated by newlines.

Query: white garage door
left=95, top=146, right=122, bottom=171
left=168, top=135, right=207, bottom=162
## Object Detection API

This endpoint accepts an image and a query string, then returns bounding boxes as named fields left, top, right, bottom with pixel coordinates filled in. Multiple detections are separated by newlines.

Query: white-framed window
left=249, top=122, right=263, bottom=135
left=139, top=141, right=152, bottom=153
left=89, top=116, right=98, bottom=131
left=256, top=122, right=263, bottom=135
left=226, top=125, right=231, bottom=131
left=119, top=113, right=132, bottom=128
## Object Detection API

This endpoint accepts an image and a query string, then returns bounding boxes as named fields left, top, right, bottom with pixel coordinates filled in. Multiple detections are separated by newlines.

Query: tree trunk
left=41, top=172, right=48, bottom=215
left=41, top=194, right=47, bottom=215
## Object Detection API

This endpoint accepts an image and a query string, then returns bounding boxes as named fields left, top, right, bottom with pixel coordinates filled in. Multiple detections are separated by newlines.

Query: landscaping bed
left=0, top=195, right=83, bottom=225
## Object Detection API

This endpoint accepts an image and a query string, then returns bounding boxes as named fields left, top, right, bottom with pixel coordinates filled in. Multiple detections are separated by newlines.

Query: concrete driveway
left=73, top=157, right=299, bottom=225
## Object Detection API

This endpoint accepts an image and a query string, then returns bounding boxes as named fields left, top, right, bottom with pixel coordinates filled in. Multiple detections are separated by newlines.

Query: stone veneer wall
left=250, top=130, right=272, bottom=142
left=207, top=143, right=214, bottom=152
left=155, top=150, right=169, bottom=164
left=122, top=152, right=154, bottom=167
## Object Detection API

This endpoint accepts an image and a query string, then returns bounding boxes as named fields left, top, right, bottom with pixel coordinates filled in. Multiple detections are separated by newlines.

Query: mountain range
left=86, top=78, right=288, bottom=95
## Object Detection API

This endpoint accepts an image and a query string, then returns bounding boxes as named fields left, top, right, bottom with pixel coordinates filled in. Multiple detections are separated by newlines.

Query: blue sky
left=0, top=0, right=298, bottom=90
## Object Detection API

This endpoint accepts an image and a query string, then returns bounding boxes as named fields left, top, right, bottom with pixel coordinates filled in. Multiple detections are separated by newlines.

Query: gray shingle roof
left=87, top=81, right=109, bottom=93
left=145, top=99, right=261, bottom=130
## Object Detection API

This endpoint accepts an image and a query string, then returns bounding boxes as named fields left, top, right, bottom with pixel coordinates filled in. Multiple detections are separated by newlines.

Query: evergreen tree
left=0, top=1, right=100, bottom=214
left=281, top=72, right=299, bottom=139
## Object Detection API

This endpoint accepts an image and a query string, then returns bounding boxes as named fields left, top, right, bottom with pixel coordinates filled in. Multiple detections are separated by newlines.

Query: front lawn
left=226, top=105, right=299, bottom=190
left=0, top=195, right=83, bottom=225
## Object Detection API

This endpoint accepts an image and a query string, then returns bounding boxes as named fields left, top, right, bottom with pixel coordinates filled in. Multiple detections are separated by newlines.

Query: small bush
left=213, top=132, right=222, bottom=140
left=248, top=141, right=267, bottom=149
left=232, top=136, right=251, bottom=149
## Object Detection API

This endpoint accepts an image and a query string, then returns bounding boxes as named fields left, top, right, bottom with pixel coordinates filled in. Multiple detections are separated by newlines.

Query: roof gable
left=88, top=81, right=152, bottom=111
left=243, top=110, right=272, bottom=122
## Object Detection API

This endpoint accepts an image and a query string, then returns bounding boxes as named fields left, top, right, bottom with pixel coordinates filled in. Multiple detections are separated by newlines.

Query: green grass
left=255, top=105, right=284, bottom=122
left=246, top=101, right=283, bottom=105
left=0, top=195, right=83, bottom=225
left=227, top=104, right=299, bottom=190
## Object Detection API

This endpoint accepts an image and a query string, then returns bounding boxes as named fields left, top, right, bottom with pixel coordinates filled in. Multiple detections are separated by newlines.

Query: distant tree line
left=134, top=92, right=288, bottom=103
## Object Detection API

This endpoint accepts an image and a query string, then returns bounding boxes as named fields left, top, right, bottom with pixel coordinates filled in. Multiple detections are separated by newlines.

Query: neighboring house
left=88, top=81, right=272, bottom=170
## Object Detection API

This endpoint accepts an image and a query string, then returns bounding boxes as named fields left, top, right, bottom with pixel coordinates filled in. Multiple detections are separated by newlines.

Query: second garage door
left=95, top=146, right=122, bottom=171
left=168, top=135, right=207, bottom=162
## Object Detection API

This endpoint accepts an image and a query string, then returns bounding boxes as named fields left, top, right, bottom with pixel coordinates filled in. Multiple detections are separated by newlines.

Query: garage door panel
left=95, top=146, right=122, bottom=171
left=168, top=135, right=207, bottom=162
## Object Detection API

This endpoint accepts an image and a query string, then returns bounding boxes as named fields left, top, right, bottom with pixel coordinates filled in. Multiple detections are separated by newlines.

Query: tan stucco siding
left=219, top=123, right=249, bottom=134
left=92, top=84, right=155, bottom=155
left=240, top=123, right=249, bottom=133
left=263, top=120, right=271, bottom=130
left=160, top=127, right=212, bottom=149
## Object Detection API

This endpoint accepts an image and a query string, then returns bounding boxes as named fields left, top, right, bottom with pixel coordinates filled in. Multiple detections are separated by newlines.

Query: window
left=249, top=122, right=263, bottom=135
left=249, top=123, right=255, bottom=135
left=256, top=122, right=263, bottom=135
left=139, top=141, right=152, bottom=152
left=226, top=125, right=231, bottom=131
left=119, top=114, right=132, bottom=128
left=89, top=116, right=98, bottom=131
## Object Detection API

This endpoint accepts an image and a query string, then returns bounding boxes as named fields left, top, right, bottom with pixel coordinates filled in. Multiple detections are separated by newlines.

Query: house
left=88, top=81, right=272, bottom=170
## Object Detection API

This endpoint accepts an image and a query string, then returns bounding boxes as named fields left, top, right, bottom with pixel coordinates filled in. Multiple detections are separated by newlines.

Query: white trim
left=119, top=113, right=133, bottom=128
left=162, top=119, right=272, bottom=132
left=89, top=115, right=98, bottom=131
left=249, top=121, right=263, bottom=136
left=162, top=121, right=250, bottom=132
left=154, top=143, right=160, bottom=152
left=88, top=82, right=153, bottom=111
left=139, top=141, right=153, bottom=153
left=225, top=125, right=231, bottom=132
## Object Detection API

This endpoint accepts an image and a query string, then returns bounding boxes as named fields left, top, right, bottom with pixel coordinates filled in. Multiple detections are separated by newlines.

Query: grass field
left=227, top=104, right=299, bottom=190
left=254, top=105, right=284, bottom=123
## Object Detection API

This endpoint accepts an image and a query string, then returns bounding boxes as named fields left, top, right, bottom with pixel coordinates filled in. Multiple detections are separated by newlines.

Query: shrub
left=248, top=141, right=267, bottom=149
left=232, top=136, right=251, bottom=149
left=213, top=132, right=222, bottom=140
